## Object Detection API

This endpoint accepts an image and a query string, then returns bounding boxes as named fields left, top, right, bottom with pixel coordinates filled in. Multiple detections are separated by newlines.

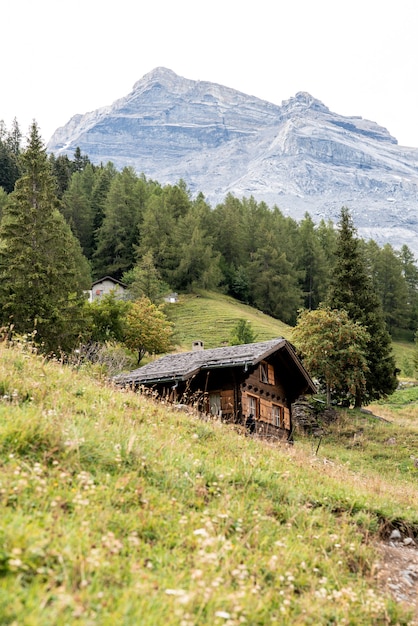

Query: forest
left=1, top=119, right=417, bottom=337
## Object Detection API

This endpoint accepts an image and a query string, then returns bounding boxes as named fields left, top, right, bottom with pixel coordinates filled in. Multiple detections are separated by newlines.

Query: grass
left=0, top=340, right=418, bottom=624
left=164, top=290, right=418, bottom=380
left=164, top=290, right=292, bottom=351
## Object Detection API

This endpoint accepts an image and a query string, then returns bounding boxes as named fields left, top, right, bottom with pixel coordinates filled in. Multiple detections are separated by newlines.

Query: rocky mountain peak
left=132, top=66, right=189, bottom=94
left=281, top=91, right=330, bottom=115
left=47, top=68, right=418, bottom=257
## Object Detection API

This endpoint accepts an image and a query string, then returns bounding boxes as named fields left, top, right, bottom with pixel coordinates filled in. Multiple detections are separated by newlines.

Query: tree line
left=1, top=120, right=418, bottom=337
left=0, top=120, right=417, bottom=405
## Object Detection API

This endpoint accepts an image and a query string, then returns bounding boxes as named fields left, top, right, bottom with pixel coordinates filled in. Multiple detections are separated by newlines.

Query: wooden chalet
left=115, top=338, right=316, bottom=441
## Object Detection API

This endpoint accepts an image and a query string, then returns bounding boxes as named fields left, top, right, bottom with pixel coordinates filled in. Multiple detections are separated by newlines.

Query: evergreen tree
left=49, top=153, right=74, bottom=198
left=398, top=244, right=418, bottom=332
left=230, top=319, right=257, bottom=345
left=168, top=203, right=222, bottom=291
left=122, top=251, right=170, bottom=303
left=91, top=163, right=116, bottom=236
left=72, top=147, right=90, bottom=172
left=0, top=122, right=90, bottom=354
left=62, top=169, right=94, bottom=258
left=93, top=168, right=143, bottom=278
left=138, top=191, right=176, bottom=281
left=0, top=187, right=8, bottom=222
left=245, top=206, right=303, bottom=323
left=297, top=213, right=329, bottom=310
left=325, top=207, right=397, bottom=405
left=365, top=242, right=409, bottom=333
left=61, top=163, right=98, bottom=259
left=6, top=118, right=22, bottom=157
left=0, top=119, right=22, bottom=193
left=210, top=194, right=249, bottom=289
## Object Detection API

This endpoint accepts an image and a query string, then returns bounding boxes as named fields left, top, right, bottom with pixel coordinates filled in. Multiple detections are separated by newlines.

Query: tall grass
left=0, top=341, right=416, bottom=624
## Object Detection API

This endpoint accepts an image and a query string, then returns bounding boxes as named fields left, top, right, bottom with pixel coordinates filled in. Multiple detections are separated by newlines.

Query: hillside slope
left=165, top=291, right=416, bottom=378
left=165, top=291, right=292, bottom=351
left=0, top=341, right=417, bottom=624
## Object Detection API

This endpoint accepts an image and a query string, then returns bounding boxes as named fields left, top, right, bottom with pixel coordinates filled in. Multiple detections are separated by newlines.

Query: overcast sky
left=3, top=0, right=418, bottom=148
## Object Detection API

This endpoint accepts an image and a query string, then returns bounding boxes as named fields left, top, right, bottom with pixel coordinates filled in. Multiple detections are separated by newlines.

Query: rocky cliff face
left=47, top=67, right=418, bottom=256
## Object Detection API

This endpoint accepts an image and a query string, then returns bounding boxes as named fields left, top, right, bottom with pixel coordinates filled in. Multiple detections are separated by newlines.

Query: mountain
left=47, top=67, right=418, bottom=256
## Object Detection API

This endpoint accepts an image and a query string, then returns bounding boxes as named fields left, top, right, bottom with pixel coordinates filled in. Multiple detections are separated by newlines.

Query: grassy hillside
left=165, top=291, right=417, bottom=378
left=0, top=340, right=417, bottom=624
left=165, top=291, right=292, bottom=351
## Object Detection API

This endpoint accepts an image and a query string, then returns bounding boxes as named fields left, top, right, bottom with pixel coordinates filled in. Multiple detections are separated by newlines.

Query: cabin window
left=272, top=404, right=284, bottom=428
left=209, top=393, right=221, bottom=417
left=248, top=395, right=259, bottom=419
left=260, top=363, right=269, bottom=383
left=260, top=362, right=275, bottom=385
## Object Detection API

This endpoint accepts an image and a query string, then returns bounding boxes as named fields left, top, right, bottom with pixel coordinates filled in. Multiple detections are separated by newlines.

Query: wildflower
left=215, top=611, right=231, bottom=619
left=165, top=589, right=187, bottom=596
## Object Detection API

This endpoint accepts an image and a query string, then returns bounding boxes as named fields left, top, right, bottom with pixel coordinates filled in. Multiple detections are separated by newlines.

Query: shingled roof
left=114, top=338, right=315, bottom=391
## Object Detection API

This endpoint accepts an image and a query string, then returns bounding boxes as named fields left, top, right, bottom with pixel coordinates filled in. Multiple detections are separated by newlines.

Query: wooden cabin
left=114, top=338, right=316, bottom=441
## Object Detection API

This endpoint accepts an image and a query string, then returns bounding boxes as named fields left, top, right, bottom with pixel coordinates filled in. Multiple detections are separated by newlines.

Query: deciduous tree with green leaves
left=293, top=307, right=370, bottom=406
left=123, top=297, right=173, bottom=364
left=88, top=292, right=130, bottom=343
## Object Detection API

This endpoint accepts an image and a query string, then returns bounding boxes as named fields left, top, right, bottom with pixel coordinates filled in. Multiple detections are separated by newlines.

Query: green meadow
left=0, top=335, right=417, bottom=625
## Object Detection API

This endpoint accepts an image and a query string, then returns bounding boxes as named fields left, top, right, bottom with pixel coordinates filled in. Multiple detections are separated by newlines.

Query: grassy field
left=0, top=340, right=418, bottom=625
left=164, top=291, right=292, bottom=351
left=164, top=291, right=417, bottom=379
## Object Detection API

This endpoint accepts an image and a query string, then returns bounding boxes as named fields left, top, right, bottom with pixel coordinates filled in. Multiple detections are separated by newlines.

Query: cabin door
left=209, top=392, right=221, bottom=417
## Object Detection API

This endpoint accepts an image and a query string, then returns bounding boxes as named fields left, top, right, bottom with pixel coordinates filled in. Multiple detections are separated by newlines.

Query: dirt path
left=374, top=541, right=418, bottom=623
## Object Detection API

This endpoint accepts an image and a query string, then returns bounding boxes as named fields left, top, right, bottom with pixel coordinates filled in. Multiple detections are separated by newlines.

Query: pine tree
left=0, top=187, right=8, bottom=222
left=297, top=213, right=329, bottom=310
left=93, top=168, right=143, bottom=278
left=398, top=244, right=418, bottom=332
left=0, top=118, right=21, bottom=193
left=230, top=319, right=257, bottom=346
left=122, top=251, right=170, bottom=303
left=62, top=165, right=97, bottom=258
left=326, top=207, right=397, bottom=405
left=0, top=122, right=90, bottom=353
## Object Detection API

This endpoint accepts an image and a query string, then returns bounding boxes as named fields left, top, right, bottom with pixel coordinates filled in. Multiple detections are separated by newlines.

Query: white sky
left=2, top=0, right=418, bottom=147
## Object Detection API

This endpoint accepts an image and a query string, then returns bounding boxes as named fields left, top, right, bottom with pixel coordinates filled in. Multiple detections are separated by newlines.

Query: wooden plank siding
left=240, top=360, right=292, bottom=438
left=220, top=389, right=235, bottom=420
left=115, top=337, right=316, bottom=444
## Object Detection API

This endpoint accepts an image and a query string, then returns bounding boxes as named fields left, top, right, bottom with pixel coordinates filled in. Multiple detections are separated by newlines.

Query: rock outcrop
left=48, top=67, right=418, bottom=256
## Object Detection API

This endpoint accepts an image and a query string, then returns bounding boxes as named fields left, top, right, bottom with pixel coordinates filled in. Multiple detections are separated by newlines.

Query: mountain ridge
left=47, top=67, right=418, bottom=256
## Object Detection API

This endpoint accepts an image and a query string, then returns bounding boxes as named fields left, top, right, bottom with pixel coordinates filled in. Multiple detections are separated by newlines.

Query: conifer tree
left=0, top=122, right=90, bottom=353
left=326, top=207, right=397, bottom=405
left=297, top=213, right=329, bottom=310
left=122, top=251, right=170, bottom=303
left=93, top=167, right=144, bottom=278
left=0, top=118, right=21, bottom=193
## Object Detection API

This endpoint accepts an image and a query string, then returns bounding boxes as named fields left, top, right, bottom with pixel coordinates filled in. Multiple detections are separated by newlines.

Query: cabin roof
left=91, top=276, right=128, bottom=288
left=114, top=338, right=316, bottom=392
